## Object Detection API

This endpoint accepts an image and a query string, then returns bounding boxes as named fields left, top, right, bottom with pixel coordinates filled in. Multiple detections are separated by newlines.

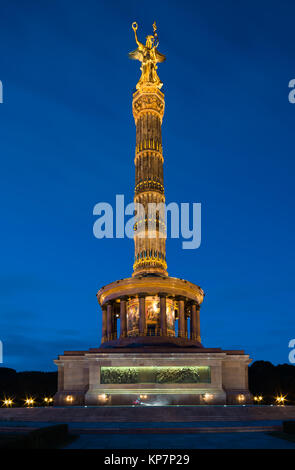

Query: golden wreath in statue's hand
left=132, top=22, right=138, bottom=31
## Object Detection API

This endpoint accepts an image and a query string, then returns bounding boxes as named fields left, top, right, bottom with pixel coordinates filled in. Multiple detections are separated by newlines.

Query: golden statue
left=129, top=21, right=166, bottom=90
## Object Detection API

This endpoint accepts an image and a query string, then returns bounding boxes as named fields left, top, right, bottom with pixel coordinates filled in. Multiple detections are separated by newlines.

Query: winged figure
left=129, top=22, right=166, bottom=90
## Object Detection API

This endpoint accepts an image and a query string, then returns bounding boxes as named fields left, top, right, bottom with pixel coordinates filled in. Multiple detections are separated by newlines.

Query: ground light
left=275, top=395, right=287, bottom=405
left=44, top=397, right=54, bottom=405
left=237, top=394, right=245, bottom=403
left=24, top=398, right=35, bottom=407
left=253, top=395, right=263, bottom=403
left=2, top=398, right=13, bottom=407
left=203, top=393, right=214, bottom=402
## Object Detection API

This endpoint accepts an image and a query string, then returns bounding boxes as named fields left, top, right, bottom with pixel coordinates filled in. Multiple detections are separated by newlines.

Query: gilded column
left=129, top=21, right=167, bottom=278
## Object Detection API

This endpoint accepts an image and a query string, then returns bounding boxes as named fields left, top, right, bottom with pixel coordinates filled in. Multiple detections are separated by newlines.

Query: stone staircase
left=0, top=406, right=295, bottom=423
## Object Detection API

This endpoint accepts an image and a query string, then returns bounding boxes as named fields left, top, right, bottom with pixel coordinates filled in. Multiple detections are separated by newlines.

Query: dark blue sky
left=0, top=0, right=294, bottom=371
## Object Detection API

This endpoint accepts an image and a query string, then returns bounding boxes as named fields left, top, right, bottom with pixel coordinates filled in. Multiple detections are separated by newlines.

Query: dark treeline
left=0, top=367, right=57, bottom=406
left=249, top=360, right=295, bottom=404
left=0, top=361, right=295, bottom=405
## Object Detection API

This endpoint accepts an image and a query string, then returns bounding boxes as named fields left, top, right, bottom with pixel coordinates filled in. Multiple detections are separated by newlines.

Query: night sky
left=0, top=0, right=294, bottom=371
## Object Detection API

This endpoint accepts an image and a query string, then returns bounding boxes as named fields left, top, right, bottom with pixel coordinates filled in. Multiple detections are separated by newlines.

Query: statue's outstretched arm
left=132, top=22, right=144, bottom=50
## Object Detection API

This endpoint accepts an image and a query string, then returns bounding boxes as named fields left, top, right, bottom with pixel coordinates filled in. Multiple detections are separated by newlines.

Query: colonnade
left=101, top=294, right=201, bottom=343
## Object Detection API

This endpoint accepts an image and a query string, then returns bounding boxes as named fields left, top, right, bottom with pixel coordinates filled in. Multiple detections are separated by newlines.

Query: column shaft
left=112, top=314, right=117, bottom=340
left=196, top=305, right=201, bottom=343
left=160, top=295, right=167, bottom=336
left=139, top=295, right=146, bottom=335
left=191, top=303, right=198, bottom=341
left=101, top=307, right=107, bottom=343
left=178, top=299, right=185, bottom=338
left=120, top=298, right=127, bottom=338
left=107, top=303, right=113, bottom=341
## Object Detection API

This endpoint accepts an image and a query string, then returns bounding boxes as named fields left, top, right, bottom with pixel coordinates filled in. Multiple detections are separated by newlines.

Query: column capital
left=138, top=292, right=148, bottom=298
left=158, top=292, right=168, bottom=298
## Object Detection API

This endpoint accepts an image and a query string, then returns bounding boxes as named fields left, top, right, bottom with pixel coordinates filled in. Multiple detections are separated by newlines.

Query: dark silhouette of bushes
left=248, top=361, right=295, bottom=404
left=0, top=424, right=71, bottom=449
left=0, top=367, right=57, bottom=405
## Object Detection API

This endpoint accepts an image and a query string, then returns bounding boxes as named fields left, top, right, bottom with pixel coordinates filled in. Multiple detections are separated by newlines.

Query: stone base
left=54, top=346, right=252, bottom=407
left=99, top=335, right=203, bottom=349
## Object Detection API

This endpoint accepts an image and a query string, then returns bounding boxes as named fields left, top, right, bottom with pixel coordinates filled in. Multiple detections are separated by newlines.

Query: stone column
left=112, top=313, right=117, bottom=340
left=132, top=88, right=167, bottom=278
left=159, top=293, right=167, bottom=336
left=191, top=302, right=198, bottom=341
left=101, top=306, right=107, bottom=343
left=139, top=294, right=146, bottom=335
left=196, top=304, right=201, bottom=343
left=120, top=297, right=127, bottom=338
left=178, top=298, right=185, bottom=338
left=106, top=302, right=113, bottom=341
left=184, top=307, right=188, bottom=339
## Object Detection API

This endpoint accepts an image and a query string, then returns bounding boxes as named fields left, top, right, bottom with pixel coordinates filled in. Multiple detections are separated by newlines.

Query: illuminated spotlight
left=203, top=393, right=213, bottom=402
left=98, top=394, right=107, bottom=401
left=2, top=398, right=13, bottom=407
left=24, top=398, right=35, bottom=407
left=65, top=395, right=74, bottom=403
left=254, top=395, right=263, bottom=403
left=275, top=395, right=287, bottom=405
left=44, top=397, right=54, bottom=404
left=237, top=394, right=245, bottom=403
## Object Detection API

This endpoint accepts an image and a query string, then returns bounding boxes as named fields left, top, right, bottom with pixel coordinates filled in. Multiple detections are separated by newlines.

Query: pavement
left=0, top=419, right=295, bottom=449
left=64, top=431, right=295, bottom=449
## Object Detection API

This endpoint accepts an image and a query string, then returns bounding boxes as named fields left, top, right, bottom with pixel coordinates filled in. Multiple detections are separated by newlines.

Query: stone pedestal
left=54, top=346, right=252, bottom=406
